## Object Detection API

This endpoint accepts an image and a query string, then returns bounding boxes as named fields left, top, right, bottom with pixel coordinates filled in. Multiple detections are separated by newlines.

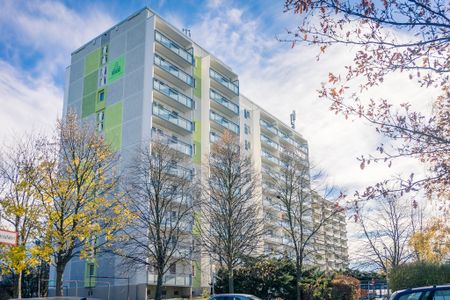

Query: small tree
left=270, top=146, right=342, bottom=300
left=409, top=217, right=450, bottom=263
left=32, top=113, right=125, bottom=296
left=0, top=137, right=44, bottom=299
left=199, top=131, right=264, bottom=293
left=355, top=195, right=416, bottom=273
left=117, top=139, right=195, bottom=300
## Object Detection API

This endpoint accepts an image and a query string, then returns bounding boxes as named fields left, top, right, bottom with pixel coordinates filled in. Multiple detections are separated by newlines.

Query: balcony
left=154, top=54, right=194, bottom=88
left=168, top=165, right=194, bottom=180
left=152, top=128, right=193, bottom=156
left=260, top=119, right=278, bottom=136
left=209, top=68, right=239, bottom=96
left=261, top=135, right=280, bottom=151
left=210, top=110, right=240, bottom=134
left=210, top=89, right=239, bottom=115
left=279, top=130, right=296, bottom=146
left=148, top=273, right=192, bottom=287
left=262, top=150, right=280, bottom=166
left=153, top=79, right=194, bottom=110
left=152, top=104, right=194, bottom=133
left=210, top=132, right=221, bottom=143
left=265, top=234, right=282, bottom=244
left=155, top=31, right=194, bottom=66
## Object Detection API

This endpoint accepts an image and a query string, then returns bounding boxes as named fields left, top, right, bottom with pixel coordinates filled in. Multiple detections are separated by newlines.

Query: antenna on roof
left=182, top=28, right=191, bottom=37
left=290, top=110, right=296, bottom=129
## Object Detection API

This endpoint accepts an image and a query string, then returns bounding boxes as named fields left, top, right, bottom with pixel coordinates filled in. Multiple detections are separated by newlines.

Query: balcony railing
left=210, top=89, right=239, bottom=114
left=210, top=132, right=221, bottom=143
left=261, top=135, right=280, bottom=150
left=155, top=31, right=194, bottom=65
left=168, top=165, right=194, bottom=180
left=262, top=150, right=280, bottom=165
left=152, top=128, right=193, bottom=156
left=209, top=68, right=239, bottom=95
left=148, top=273, right=192, bottom=286
left=153, top=79, right=194, bottom=109
left=154, top=54, right=194, bottom=86
left=210, top=111, right=240, bottom=134
left=152, top=104, right=194, bottom=132
left=260, top=119, right=278, bottom=135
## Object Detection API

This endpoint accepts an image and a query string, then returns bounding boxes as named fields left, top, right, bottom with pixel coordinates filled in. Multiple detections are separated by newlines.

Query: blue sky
left=0, top=0, right=438, bottom=262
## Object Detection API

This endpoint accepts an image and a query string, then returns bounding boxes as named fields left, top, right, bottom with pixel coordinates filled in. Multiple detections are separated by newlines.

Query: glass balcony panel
left=152, top=128, right=193, bottom=156
left=210, top=89, right=239, bottom=114
left=210, top=132, right=221, bottom=143
left=262, top=150, right=279, bottom=165
left=260, top=119, right=278, bottom=135
left=155, top=31, right=194, bottom=64
left=210, top=111, right=240, bottom=134
left=261, top=135, right=280, bottom=150
left=154, top=54, right=194, bottom=86
left=209, top=68, right=239, bottom=94
left=152, top=104, right=193, bottom=132
left=153, top=79, right=193, bottom=109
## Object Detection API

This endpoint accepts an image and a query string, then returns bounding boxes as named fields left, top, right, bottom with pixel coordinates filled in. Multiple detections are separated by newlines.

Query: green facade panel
left=84, top=259, right=97, bottom=288
left=192, top=260, right=201, bottom=289
left=104, top=102, right=123, bottom=151
left=193, top=120, right=201, bottom=164
left=82, top=92, right=96, bottom=118
left=84, top=48, right=101, bottom=76
left=194, top=56, right=202, bottom=98
left=83, top=71, right=98, bottom=97
left=108, top=56, right=125, bottom=83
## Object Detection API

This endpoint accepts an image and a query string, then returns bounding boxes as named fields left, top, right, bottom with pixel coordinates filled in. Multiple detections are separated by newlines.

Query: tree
left=268, top=145, right=342, bottom=300
left=409, top=217, right=450, bottom=263
left=283, top=0, right=450, bottom=201
left=0, top=136, right=44, bottom=299
left=31, top=113, right=125, bottom=296
left=354, top=195, right=416, bottom=273
left=198, top=131, right=264, bottom=293
left=117, top=139, right=195, bottom=300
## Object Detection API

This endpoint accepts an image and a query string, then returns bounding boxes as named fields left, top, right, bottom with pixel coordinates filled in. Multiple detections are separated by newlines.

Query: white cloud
left=0, top=1, right=116, bottom=140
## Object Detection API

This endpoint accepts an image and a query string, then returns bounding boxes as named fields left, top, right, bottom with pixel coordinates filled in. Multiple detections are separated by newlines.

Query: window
left=191, top=265, right=195, bottom=277
left=244, top=109, right=250, bottom=119
left=88, top=263, right=95, bottom=277
left=97, top=110, right=105, bottom=132
left=244, top=124, right=250, bottom=135
left=169, top=264, right=176, bottom=274
left=245, top=140, right=251, bottom=150
left=98, top=90, right=105, bottom=102
left=433, top=289, right=450, bottom=300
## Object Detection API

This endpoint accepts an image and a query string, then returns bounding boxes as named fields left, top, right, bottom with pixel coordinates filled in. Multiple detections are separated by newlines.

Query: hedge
left=389, top=262, right=450, bottom=292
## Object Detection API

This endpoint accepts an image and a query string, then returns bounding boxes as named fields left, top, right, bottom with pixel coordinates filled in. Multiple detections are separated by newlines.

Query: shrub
left=330, top=275, right=361, bottom=300
left=389, top=262, right=450, bottom=292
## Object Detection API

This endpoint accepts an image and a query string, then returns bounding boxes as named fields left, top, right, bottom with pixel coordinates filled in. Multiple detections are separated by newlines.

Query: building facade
left=59, top=7, right=347, bottom=299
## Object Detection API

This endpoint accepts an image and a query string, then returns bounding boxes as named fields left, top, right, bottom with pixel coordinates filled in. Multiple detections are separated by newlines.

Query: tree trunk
left=228, top=267, right=234, bottom=293
left=55, top=263, right=65, bottom=296
left=296, top=258, right=302, bottom=300
left=17, top=270, right=23, bottom=299
left=154, top=271, right=164, bottom=300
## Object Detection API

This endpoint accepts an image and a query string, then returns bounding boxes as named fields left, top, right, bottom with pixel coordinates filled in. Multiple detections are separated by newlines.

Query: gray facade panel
left=68, top=78, right=83, bottom=104
left=109, top=33, right=127, bottom=60
left=122, top=117, right=143, bottom=149
left=126, top=21, right=146, bottom=51
left=69, top=59, right=84, bottom=83
left=124, top=67, right=144, bottom=98
left=67, top=100, right=81, bottom=117
left=123, top=91, right=143, bottom=123
left=107, top=78, right=124, bottom=105
left=125, top=44, right=145, bottom=75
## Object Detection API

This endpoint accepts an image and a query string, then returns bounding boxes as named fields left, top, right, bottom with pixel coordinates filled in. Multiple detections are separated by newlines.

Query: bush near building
left=214, top=257, right=361, bottom=300
left=389, top=262, right=450, bottom=292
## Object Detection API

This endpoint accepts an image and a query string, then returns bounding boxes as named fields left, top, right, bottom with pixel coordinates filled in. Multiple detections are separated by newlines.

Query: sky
left=0, top=0, right=437, bottom=264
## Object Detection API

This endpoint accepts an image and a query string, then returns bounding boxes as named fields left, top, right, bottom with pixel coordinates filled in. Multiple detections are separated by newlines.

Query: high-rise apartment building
left=58, top=7, right=346, bottom=299
left=312, top=194, right=349, bottom=272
